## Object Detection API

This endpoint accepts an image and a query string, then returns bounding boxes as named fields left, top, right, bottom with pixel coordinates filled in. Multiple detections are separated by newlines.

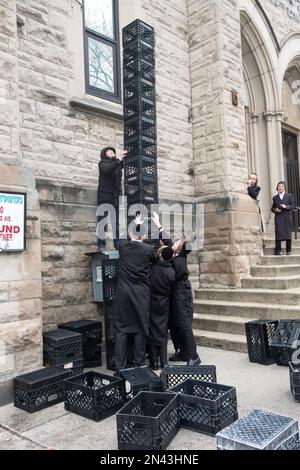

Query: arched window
left=83, top=0, right=120, bottom=102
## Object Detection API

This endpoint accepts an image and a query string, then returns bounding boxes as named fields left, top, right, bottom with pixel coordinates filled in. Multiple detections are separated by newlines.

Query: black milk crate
left=271, top=320, right=300, bottom=366
left=123, top=19, right=155, bottom=48
left=64, top=371, right=126, bottom=421
left=117, top=391, right=179, bottom=450
left=124, top=42, right=155, bottom=67
left=125, top=136, right=156, bottom=160
left=125, top=156, right=157, bottom=180
left=124, top=79, right=156, bottom=105
left=57, top=319, right=103, bottom=358
left=124, top=58, right=155, bottom=83
left=120, top=366, right=164, bottom=400
left=124, top=117, right=156, bottom=141
left=160, top=365, right=217, bottom=390
left=102, top=259, right=119, bottom=284
left=289, top=362, right=300, bottom=402
left=43, top=329, right=83, bottom=367
left=245, top=320, right=278, bottom=365
left=124, top=97, right=156, bottom=121
left=104, top=304, right=114, bottom=343
left=169, top=379, right=238, bottom=436
left=83, top=344, right=102, bottom=368
left=216, top=409, right=299, bottom=450
left=14, top=367, right=71, bottom=413
left=54, top=359, right=84, bottom=376
left=125, top=176, right=158, bottom=201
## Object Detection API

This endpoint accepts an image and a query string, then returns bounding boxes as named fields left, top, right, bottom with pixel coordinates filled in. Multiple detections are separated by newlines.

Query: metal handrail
left=293, top=207, right=300, bottom=240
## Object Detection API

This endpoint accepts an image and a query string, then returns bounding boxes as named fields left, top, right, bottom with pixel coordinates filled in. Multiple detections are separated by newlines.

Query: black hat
left=100, top=146, right=116, bottom=159
left=161, top=246, right=174, bottom=261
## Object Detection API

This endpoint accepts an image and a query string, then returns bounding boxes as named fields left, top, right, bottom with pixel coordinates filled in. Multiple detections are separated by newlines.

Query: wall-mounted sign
left=0, top=192, right=26, bottom=252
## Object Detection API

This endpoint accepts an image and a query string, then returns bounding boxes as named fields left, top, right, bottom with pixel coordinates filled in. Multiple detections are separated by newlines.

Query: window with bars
left=83, top=0, right=120, bottom=102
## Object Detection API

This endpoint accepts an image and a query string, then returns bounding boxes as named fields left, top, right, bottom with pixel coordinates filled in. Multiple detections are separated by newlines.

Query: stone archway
left=240, top=4, right=282, bottom=234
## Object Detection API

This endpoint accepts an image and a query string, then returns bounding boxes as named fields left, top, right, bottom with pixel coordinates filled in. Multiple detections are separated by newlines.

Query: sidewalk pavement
left=0, top=345, right=299, bottom=450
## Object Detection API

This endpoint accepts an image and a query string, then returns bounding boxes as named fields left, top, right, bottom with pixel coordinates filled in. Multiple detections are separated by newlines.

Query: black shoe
left=186, top=356, right=201, bottom=366
left=150, top=361, right=159, bottom=371
left=113, top=371, right=121, bottom=378
left=168, top=351, right=188, bottom=362
left=160, top=362, right=167, bottom=369
left=286, top=252, right=291, bottom=256
left=274, top=252, right=281, bottom=256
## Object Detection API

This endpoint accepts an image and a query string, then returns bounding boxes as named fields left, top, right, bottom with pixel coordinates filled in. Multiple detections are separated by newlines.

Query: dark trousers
left=170, top=325, right=197, bottom=360
left=275, top=239, right=292, bottom=254
left=180, top=327, right=198, bottom=360
left=169, top=326, right=183, bottom=353
left=114, top=332, right=145, bottom=371
left=148, top=343, right=168, bottom=366
left=97, top=206, right=119, bottom=249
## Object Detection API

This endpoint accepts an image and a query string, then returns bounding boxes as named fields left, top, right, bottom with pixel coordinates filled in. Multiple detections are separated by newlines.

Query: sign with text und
left=0, top=192, right=26, bottom=252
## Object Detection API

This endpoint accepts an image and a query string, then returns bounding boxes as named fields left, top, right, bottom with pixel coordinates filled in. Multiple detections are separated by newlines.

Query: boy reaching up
left=113, top=215, right=156, bottom=373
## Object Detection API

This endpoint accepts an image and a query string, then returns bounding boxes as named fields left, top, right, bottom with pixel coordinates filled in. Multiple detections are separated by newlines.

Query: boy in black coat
left=148, top=245, right=176, bottom=370
left=152, top=212, right=201, bottom=366
left=113, top=219, right=156, bottom=372
left=271, top=181, right=295, bottom=255
left=97, top=147, right=127, bottom=250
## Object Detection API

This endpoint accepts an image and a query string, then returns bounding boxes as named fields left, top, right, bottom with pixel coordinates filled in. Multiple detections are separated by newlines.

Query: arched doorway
left=281, top=61, right=300, bottom=208
left=240, top=8, right=282, bottom=234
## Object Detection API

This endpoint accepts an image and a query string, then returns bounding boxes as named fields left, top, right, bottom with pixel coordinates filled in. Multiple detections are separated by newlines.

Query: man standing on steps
left=96, top=147, right=127, bottom=251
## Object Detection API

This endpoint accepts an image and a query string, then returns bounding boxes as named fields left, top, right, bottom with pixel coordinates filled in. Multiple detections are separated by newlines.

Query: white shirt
left=278, top=192, right=285, bottom=200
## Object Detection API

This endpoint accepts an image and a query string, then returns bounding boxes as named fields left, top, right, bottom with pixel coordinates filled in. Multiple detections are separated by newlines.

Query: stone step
left=250, top=264, right=300, bottom=277
left=241, top=275, right=300, bottom=289
left=263, top=239, right=300, bottom=248
left=195, top=287, right=300, bottom=305
left=193, top=329, right=247, bottom=353
left=259, top=255, right=300, bottom=265
left=264, top=247, right=300, bottom=255
left=193, top=299, right=300, bottom=320
left=193, top=313, right=250, bottom=335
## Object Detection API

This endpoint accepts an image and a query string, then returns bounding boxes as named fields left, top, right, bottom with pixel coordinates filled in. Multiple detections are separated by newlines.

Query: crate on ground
left=120, top=366, right=163, bottom=400
left=43, top=329, right=83, bottom=367
left=14, top=367, right=71, bottom=413
left=117, top=391, right=179, bottom=450
left=270, top=320, right=300, bottom=366
left=216, top=409, right=299, bottom=450
left=64, top=371, right=126, bottom=421
left=245, top=320, right=278, bottom=365
left=58, top=320, right=102, bottom=368
left=289, top=362, right=300, bottom=402
left=160, top=365, right=217, bottom=390
left=169, top=379, right=238, bottom=436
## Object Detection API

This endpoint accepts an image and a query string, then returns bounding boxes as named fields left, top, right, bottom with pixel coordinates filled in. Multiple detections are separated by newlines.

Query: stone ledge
left=70, top=96, right=123, bottom=120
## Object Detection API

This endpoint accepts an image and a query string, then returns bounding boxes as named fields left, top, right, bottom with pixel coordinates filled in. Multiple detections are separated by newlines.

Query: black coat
left=271, top=193, right=295, bottom=240
left=248, top=185, right=261, bottom=200
left=97, top=148, right=123, bottom=206
left=160, top=231, right=194, bottom=329
left=149, top=260, right=176, bottom=345
left=113, top=240, right=156, bottom=335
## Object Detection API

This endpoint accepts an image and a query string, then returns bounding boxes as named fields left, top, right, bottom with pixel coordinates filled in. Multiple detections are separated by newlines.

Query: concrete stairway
left=193, top=238, right=300, bottom=353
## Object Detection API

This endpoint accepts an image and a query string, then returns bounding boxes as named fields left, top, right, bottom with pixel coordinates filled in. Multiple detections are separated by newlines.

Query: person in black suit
left=152, top=212, right=201, bottom=367
left=148, top=245, right=176, bottom=370
left=96, top=147, right=127, bottom=250
left=113, top=217, right=156, bottom=372
left=271, top=181, right=295, bottom=255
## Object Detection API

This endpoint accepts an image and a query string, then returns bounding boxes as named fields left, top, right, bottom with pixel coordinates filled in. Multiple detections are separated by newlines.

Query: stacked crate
left=43, top=329, right=83, bottom=375
left=245, top=320, right=278, bottom=365
left=58, top=320, right=103, bottom=368
left=123, top=19, right=159, bottom=239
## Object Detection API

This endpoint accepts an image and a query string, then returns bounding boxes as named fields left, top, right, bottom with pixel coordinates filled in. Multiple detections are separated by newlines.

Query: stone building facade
left=1, top=0, right=300, bottom=403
